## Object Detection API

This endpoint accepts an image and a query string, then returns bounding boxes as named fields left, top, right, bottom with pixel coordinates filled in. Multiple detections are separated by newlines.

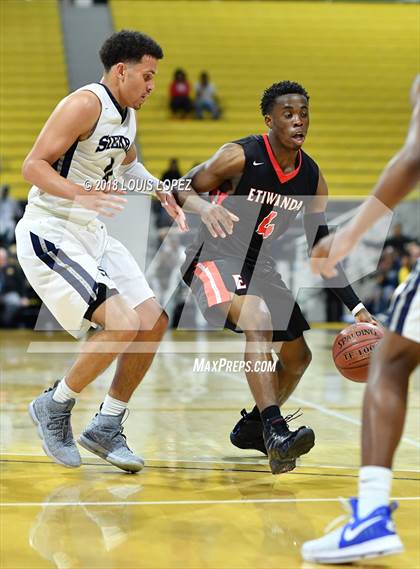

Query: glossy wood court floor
left=1, top=329, right=419, bottom=569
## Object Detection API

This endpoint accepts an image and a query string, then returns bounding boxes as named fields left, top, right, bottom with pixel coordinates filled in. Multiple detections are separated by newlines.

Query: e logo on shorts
left=233, top=274, right=247, bottom=290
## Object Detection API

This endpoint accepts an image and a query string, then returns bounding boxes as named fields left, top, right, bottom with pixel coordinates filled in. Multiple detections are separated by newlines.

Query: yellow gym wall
left=0, top=1, right=418, bottom=199
left=0, top=0, right=68, bottom=198
left=111, top=0, right=419, bottom=197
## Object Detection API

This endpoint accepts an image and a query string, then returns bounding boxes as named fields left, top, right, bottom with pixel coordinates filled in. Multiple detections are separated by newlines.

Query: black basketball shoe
left=263, top=410, right=315, bottom=475
left=230, top=409, right=267, bottom=455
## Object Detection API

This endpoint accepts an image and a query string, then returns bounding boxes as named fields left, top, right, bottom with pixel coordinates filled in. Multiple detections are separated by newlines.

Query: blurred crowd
left=0, top=185, right=41, bottom=328
left=150, top=159, right=196, bottom=328
left=1, top=172, right=418, bottom=329
left=363, top=223, right=419, bottom=320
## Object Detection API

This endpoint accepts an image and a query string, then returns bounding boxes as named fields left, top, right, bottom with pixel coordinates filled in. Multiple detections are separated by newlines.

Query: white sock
left=101, top=394, right=127, bottom=416
left=358, top=465, right=392, bottom=518
left=52, top=378, right=79, bottom=403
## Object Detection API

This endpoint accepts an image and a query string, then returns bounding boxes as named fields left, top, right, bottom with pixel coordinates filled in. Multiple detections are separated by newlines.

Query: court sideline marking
left=2, top=496, right=419, bottom=508
left=1, top=453, right=419, bottom=473
left=1, top=453, right=420, bottom=479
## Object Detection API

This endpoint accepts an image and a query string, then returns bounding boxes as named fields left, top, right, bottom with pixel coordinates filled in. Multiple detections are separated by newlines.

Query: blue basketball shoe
left=301, top=498, right=404, bottom=564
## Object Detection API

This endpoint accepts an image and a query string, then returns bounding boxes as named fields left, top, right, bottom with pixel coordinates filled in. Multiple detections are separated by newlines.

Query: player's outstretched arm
left=174, top=143, right=243, bottom=238
left=304, top=170, right=375, bottom=323
left=22, top=91, right=126, bottom=217
left=311, top=75, right=420, bottom=277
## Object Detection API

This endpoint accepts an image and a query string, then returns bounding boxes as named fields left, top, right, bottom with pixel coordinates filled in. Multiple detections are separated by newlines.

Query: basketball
left=332, top=323, right=384, bottom=383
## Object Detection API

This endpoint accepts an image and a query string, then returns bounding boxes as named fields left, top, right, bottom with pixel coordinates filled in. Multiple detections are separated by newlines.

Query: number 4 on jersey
left=256, top=211, right=278, bottom=239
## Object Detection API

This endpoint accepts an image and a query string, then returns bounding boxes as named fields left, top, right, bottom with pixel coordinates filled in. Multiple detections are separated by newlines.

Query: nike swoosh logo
left=343, top=516, right=384, bottom=542
left=386, top=520, right=395, bottom=533
left=253, top=161, right=264, bottom=166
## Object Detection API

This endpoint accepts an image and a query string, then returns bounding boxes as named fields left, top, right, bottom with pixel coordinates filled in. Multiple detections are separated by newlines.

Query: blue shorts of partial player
left=387, top=259, right=419, bottom=344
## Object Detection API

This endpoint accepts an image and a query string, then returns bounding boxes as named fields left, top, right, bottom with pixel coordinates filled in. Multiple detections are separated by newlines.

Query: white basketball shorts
left=387, top=260, right=419, bottom=344
left=15, top=209, right=154, bottom=338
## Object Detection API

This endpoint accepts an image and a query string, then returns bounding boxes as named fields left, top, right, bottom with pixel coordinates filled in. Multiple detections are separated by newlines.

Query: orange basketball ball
left=332, top=323, right=384, bottom=383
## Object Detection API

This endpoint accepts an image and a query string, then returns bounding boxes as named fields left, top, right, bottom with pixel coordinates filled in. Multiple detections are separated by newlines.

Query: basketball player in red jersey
left=174, top=81, right=375, bottom=474
left=302, top=76, right=420, bottom=564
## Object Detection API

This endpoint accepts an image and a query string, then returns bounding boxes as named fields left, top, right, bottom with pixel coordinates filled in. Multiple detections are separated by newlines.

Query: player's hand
left=200, top=202, right=239, bottom=238
left=311, top=227, right=355, bottom=278
left=354, top=308, right=378, bottom=326
left=76, top=180, right=127, bottom=217
left=156, top=190, right=189, bottom=232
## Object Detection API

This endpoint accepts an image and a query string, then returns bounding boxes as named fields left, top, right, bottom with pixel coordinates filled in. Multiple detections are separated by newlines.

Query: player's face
left=121, top=56, right=158, bottom=110
left=265, top=94, right=309, bottom=150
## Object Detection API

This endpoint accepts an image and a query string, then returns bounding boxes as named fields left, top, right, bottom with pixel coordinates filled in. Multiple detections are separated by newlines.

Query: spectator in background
left=194, top=71, right=220, bottom=120
left=0, top=185, right=22, bottom=246
left=407, top=240, right=420, bottom=265
left=169, top=69, right=192, bottom=118
left=399, top=241, right=420, bottom=283
left=162, top=158, right=181, bottom=185
left=398, top=254, right=412, bottom=283
left=0, top=246, right=30, bottom=327
left=384, top=222, right=413, bottom=255
left=364, top=247, right=399, bottom=317
left=152, top=159, right=182, bottom=238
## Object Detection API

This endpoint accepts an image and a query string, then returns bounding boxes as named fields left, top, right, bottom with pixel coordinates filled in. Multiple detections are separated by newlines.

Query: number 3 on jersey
left=256, top=211, right=278, bottom=239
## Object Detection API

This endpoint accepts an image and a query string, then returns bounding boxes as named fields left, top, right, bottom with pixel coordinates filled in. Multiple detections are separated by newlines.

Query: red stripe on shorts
left=194, top=261, right=231, bottom=307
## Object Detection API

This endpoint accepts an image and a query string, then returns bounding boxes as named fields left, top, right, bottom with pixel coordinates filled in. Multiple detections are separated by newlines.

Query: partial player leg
left=64, top=294, right=140, bottom=391
left=108, top=298, right=168, bottom=402
left=230, top=335, right=312, bottom=456
left=228, top=295, right=278, bottom=409
left=29, top=294, right=140, bottom=468
left=301, top=330, right=419, bottom=564
left=226, top=295, right=314, bottom=473
left=274, top=336, right=312, bottom=405
left=79, top=298, right=168, bottom=473
left=361, top=330, right=419, bottom=468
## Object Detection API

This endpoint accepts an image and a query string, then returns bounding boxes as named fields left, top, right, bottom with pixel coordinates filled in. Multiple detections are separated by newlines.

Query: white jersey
left=388, top=259, right=419, bottom=343
left=27, top=82, right=137, bottom=224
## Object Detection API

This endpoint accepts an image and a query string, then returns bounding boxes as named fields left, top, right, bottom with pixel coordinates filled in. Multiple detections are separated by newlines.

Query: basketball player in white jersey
left=15, top=30, right=185, bottom=472
left=302, top=76, right=420, bottom=563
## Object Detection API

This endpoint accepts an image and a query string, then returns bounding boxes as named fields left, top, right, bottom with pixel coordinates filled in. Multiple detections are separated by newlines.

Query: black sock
left=260, top=405, right=281, bottom=425
left=247, top=405, right=261, bottom=421
left=261, top=405, right=289, bottom=434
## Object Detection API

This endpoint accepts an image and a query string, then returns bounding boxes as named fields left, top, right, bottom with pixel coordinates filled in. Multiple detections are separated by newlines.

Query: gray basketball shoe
left=28, top=383, right=81, bottom=468
left=78, top=410, right=144, bottom=473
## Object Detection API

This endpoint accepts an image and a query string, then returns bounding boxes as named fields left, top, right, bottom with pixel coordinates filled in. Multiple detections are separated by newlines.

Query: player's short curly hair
left=100, top=30, right=163, bottom=71
left=260, top=81, right=309, bottom=115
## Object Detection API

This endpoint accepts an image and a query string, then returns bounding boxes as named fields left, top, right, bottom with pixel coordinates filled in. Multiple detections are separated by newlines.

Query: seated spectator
left=169, top=69, right=193, bottom=118
left=0, top=185, right=22, bottom=246
left=364, top=247, right=399, bottom=317
left=162, top=158, right=181, bottom=185
left=194, top=71, right=220, bottom=120
left=152, top=159, right=182, bottom=238
left=398, top=254, right=412, bottom=284
left=384, top=222, right=414, bottom=255
left=407, top=240, right=420, bottom=266
left=0, top=246, right=30, bottom=328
